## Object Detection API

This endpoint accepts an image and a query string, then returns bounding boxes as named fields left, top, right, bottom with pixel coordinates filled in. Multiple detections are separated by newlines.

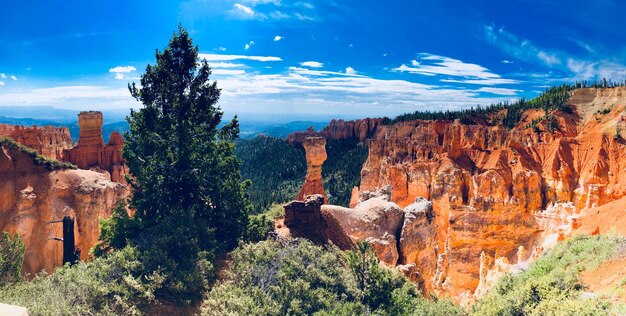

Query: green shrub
left=0, top=137, right=77, bottom=170
left=471, top=234, right=626, bottom=316
left=0, top=246, right=164, bottom=316
left=245, top=204, right=284, bottom=243
left=0, top=232, right=25, bottom=287
left=202, top=238, right=463, bottom=316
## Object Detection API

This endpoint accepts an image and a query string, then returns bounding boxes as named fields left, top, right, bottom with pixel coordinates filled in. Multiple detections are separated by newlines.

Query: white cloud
left=484, top=24, right=626, bottom=81
left=198, top=53, right=282, bottom=62
left=114, top=73, right=125, bottom=80
left=300, top=61, right=323, bottom=68
left=477, top=87, right=520, bottom=95
left=212, top=69, right=246, bottom=75
left=0, top=82, right=4, bottom=86
left=244, top=41, right=255, bottom=50
left=218, top=47, right=227, bottom=52
left=274, top=35, right=283, bottom=42
left=345, top=67, right=356, bottom=75
left=109, top=66, right=136, bottom=73
left=210, top=62, right=245, bottom=68
left=10, top=76, right=17, bottom=81
left=0, top=85, right=136, bottom=107
left=0, top=73, right=6, bottom=79
left=501, top=60, right=513, bottom=64
left=233, top=3, right=254, bottom=15
left=441, top=78, right=521, bottom=85
left=537, top=51, right=560, bottom=66
left=393, top=53, right=514, bottom=83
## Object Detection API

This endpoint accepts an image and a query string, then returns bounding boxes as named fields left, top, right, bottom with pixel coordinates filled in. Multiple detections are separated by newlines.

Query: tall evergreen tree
left=96, top=26, right=250, bottom=300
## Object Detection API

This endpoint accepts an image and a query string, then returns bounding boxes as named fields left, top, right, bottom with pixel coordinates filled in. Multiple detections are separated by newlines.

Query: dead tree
left=47, top=215, right=80, bottom=265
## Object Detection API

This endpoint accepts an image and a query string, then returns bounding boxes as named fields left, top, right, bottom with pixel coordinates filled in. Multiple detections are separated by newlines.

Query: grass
left=0, top=137, right=77, bottom=171
left=471, top=234, right=626, bottom=316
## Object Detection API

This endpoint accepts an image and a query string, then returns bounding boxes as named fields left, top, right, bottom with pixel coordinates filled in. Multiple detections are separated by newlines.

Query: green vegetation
left=0, top=247, right=163, bottom=316
left=236, top=136, right=306, bottom=212
left=237, top=137, right=368, bottom=210
left=0, top=232, right=24, bottom=287
left=202, top=239, right=463, bottom=316
left=323, top=140, right=368, bottom=206
left=0, top=137, right=77, bottom=171
left=471, top=234, right=626, bottom=315
left=245, top=204, right=284, bottom=243
left=388, top=81, right=626, bottom=129
left=93, top=26, right=251, bottom=301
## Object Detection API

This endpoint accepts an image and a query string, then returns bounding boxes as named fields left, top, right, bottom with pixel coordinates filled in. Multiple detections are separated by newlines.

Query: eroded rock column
left=297, top=137, right=328, bottom=202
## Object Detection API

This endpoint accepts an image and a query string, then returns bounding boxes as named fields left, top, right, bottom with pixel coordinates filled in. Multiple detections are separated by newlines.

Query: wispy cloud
left=483, top=24, right=626, bottom=81
left=10, top=76, right=17, bottom=81
left=109, top=66, right=136, bottom=73
left=0, top=82, right=4, bottom=86
left=0, top=73, right=6, bottom=79
left=244, top=40, right=254, bottom=50
left=476, top=87, right=520, bottom=95
left=345, top=67, right=356, bottom=75
left=300, top=61, right=323, bottom=68
left=394, top=53, right=519, bottom=85
left=233, top=3, right=254, bottom=15
left=210, top=62, right=245, bottom=68
left=274, top=35, right=283, bottom=42
left=0, top=85, right=137, bottom=108
left=198, top=53, right=282, bottom=62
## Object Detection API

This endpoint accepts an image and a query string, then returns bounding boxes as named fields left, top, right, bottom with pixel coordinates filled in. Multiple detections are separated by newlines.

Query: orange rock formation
left=0, top=143, right=128, bottom=274
left=63, top=111, right=128, bottom=183
left=288, top=87, right=626, bottom=302
left=297, top=137, right=328, bottom=202
left=0, top=124, right=73, bottom=160
left=287, top=118, right=385, bottom=143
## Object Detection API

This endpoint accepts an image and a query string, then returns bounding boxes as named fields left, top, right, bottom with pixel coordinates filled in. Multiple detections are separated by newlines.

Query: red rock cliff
left=354, top=87, right=626, bottom=300
left=63, top=111, right=128, bottom=183
left=287, top=118, right=385, bottom=143
left=297, top=137, right=328, bottom=202
left=0, top=124, right=73, bottom=160
left=0, top=142, right=128, bottom=275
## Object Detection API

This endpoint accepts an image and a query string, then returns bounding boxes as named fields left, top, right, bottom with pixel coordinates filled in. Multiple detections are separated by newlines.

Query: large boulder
left=321, top=187, right=404, bottom=265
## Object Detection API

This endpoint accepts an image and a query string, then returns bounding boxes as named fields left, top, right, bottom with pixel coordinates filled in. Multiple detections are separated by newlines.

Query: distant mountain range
left=0, top=106, right=331, bottom=141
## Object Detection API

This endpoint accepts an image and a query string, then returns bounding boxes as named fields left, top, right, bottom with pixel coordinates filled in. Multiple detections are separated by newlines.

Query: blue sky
left=1, top=0, right=625, bottom=118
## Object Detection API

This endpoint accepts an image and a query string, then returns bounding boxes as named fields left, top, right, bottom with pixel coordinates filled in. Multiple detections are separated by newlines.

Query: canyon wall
left=286, top=87, right=626, bottom=302
left=287, top=118, right=386, bottom=143
left=62, top=111, right=128, bottom=183
left=0, top=124, right=73, bottom=160
left=355, top=87, right=626, bottom=300
left=0, top=143, right=128, bottom=274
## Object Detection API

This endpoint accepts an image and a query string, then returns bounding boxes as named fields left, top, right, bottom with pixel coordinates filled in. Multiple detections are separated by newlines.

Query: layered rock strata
left=0, top=143, right=128, bottom=274
left=297, top=137, right=327, bottom=202
left=0, top=124, right=73, bottom=160
left=62, top=111, right=128, bottom=183
left=287, top=118, right=386, bottom=143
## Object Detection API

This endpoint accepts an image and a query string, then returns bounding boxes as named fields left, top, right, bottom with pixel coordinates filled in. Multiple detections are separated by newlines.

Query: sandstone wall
left=0, top=124, right=73, bottom=160
left=62, top=111, right=128, bottom=183
left=0, top=144, right=128, bottom=274
left=353, top=87, right=626, bottom=299
left=287, top=117, right=386, bottom=143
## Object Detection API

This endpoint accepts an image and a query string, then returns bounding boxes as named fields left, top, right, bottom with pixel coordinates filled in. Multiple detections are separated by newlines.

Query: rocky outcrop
left=286, top=87, right=626, bottom=302
left=297, top=137, right=327, bottom=202
left=284, top=194, right=326, bottom=243
left=353, top=87, right=626, bottom=299
left=0, top=143, right=128, bottom=274
left=322, top=186, right=404, bottom=265
left=287, top=118, right=386, bottom=143
left=62, top=111, right=128, bottom=183
left=0, top=124, right=73, bottom=160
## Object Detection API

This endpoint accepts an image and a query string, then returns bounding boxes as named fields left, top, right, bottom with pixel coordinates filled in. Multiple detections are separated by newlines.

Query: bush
left=245, top=204, right=284, bottom=242
left=202, top=238, right=463, bottom=316
left=0, top=232, right=24, bottom=287
left=0, top=246, right=164, bottom=316
left=471, top=234, right=626, bottom=315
